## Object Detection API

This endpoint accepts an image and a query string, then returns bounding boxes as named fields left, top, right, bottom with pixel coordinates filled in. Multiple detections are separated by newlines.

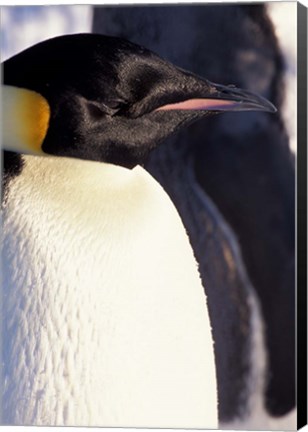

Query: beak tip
left=269, top=104, right=278, bottom=114
left=209, top=82, right=278, bottom=114
left=261, top=99, right=277, bottom=114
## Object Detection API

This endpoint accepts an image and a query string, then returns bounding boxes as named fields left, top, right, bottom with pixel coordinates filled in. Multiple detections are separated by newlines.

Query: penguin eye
left=86, top=99, right=128, bottom=119
left=106, top=99, right=128, bottom=110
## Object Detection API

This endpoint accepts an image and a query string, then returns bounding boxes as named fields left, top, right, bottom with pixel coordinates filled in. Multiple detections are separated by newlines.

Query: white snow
left=267, top=2, right=297, bottom=153
left=0, top=6, right=92, bottom=61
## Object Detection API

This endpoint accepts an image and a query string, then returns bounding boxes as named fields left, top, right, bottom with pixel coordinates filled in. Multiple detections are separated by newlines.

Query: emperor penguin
left=1, top=33, right=275, bottom=427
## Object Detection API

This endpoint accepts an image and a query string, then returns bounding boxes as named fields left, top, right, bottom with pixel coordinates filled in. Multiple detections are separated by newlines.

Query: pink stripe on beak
left=156, top=98, right=242, bottom=112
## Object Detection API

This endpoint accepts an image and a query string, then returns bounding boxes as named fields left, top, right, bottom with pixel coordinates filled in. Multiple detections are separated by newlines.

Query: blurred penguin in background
left=93, top=4, right=295, bottom=428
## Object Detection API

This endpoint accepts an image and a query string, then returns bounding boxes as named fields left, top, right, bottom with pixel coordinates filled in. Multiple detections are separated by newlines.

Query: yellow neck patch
left=2, top=85, right=50, bottom=155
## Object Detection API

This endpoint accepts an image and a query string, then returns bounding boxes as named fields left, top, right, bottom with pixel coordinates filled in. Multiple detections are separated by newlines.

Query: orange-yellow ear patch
left=21, top=90, right=50, bottom=151
left=2, top=85, right=50, bottom=155
left=18, top=88, right=50, bottom=152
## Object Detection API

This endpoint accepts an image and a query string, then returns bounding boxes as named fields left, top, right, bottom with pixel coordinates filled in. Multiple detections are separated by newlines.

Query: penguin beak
left=157, top=81, right=277, bottom=114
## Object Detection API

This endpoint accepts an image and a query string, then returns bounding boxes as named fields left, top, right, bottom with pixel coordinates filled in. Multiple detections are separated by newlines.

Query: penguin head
left=3, top=33, right=276, bottom=168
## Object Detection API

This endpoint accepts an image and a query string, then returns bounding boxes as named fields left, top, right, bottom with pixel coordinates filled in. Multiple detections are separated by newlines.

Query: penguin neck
left=3, top=154, right=155, bottom=231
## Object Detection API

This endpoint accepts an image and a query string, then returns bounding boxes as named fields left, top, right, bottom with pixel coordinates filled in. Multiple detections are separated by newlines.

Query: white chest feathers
left=1, top=155, right=217, bottom=428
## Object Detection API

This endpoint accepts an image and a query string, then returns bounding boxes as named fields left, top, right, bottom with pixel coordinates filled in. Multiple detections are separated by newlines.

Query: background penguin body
left=2, top=154, right=217, bottom=427
left=93, top=4, right=295, bottom=426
